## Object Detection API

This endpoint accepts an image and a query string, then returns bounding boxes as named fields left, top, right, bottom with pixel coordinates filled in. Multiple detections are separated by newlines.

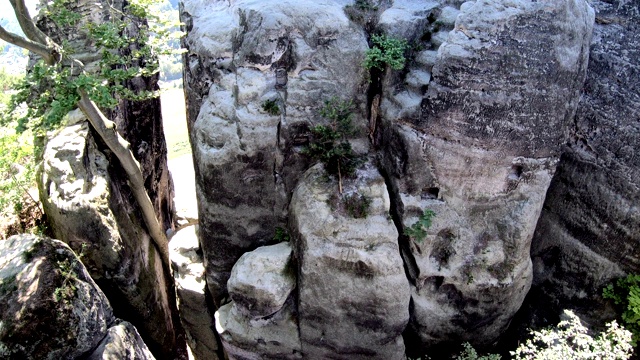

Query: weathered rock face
left=169, top=225, right=220, bottom=360
left=35, top=0, right=183, bottom=358
left=215, top=242, right=300, bottom=359
left=527, top=0, right=640, bottom=325
left=182, top=0, right=621, bottom=358
left=376, top=0, right=594, bottom=351
left=290, top=163, right=410, bottom=359
left=0, top=235, right=157, bottom=359
left=215, top=299, right=301, bottom=360
left=181, top=0, right=369, bottom=302
left=228, top=242, right=295, bottom=319
left=0, top=234, right=113, bottom=359
left=39, top=113, right=180, bottom=359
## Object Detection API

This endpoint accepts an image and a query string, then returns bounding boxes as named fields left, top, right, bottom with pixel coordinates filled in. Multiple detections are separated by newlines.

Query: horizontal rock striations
left=176, top=0, right=639, bottom=358
left=528, top=0, right=640, bottom=326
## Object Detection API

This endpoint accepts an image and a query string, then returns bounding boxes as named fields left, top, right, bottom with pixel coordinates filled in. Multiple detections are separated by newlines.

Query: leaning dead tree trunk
left=0, top=0, right=170, bottom=272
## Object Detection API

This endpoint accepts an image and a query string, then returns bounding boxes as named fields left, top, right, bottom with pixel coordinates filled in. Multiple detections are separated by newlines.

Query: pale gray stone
left=378, top=0, right=595, bottom=351
left=528, top=0, right=640, bottom=327
left=228, top=242, right=295, bottom=319
left=181, top=0, right=369, bottom=302
left=290, top=162, right=410, bottom=360
left=39, top=117, right=180, bottom=359
left=215, top=301, right=301, bottom=360
left=170, top=225, right=220, bottom=360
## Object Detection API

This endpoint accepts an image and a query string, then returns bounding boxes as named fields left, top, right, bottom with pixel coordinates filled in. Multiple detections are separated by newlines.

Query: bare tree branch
left=9, top=0, right=49, bottom=44
left=0, top=24, right=55, bottom=64
left=77, top=91, right=171, bottom=272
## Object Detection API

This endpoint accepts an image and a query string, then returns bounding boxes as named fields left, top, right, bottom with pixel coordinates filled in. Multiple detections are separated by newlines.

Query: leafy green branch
left=303, top=97, right=362, bottom=194
left=604, top=274, right=640, bottom=346
left=364, top=34, right=408, bottom=71
left=405, top=209, right=436, bottom=243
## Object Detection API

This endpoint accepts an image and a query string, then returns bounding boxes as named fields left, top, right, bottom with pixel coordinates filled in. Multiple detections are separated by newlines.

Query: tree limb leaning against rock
left=0, top=0, right=170, bottom=272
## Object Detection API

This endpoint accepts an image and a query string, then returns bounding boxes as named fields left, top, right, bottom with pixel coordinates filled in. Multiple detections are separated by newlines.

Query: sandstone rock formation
left=227, top=242, right=295, bottom=319
left=179, top=0, right=637, bottom=358
left=215, top=241, right=299, bottom=359
left=376, top=0, right=595, bottom=351
left=181, top=0, right=369, bottom=303
left=528, top=0, right=640, bottom=325
left=40, top=112, right=180, bottom=359
left=0, top=234, right=155, bottom=359
left=216, top=299, right=301, bottom=360
left=87, top=321, right=156, bottom=360
left=34, top=0, right=184, bottom=358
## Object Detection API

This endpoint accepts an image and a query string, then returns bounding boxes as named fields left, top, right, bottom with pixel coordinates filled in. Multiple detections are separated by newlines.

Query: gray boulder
left=39, top=115, right=181, bottom=359
left=87, top=321, right=156, bottom=360
left=0, top=234, right=113, bottom=359
left=215, top=300, right=301, bottom=360
left=377, top=0, right=595, bottom=350
left=228, top=242, right=295, bottom=318
left=290, top=162, right=410, bottom=360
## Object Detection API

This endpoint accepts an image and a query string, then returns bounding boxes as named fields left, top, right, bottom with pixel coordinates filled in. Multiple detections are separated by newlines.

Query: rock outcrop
left=527, top=0, right=640, bottom=325
left=35, top=0, right=184, bottom=358
left=179, top=0, right=637, bottom=358
left=0, top=234, right=155, bottom=359
left=227, top=242, right=296, bottom=319
left=87, top=321, right=156, bottom=360
left=375, top=0, right=594, bottom=351
left=291, top=163, right=410, bottom=359
left=40, top=113, right=181, bottom=359
left=215, top=242, right=300, bottom=360
left=181, top=0, right=369, bottom=303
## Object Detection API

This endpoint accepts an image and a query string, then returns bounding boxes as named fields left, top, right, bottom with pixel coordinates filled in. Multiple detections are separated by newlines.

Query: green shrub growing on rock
left=364, top=34, right=408, bottom=71
left=604, top=274, right=640, bottom=346
left=303, top=97, right=361, bottom=193
left=405, top=209, right=436, bottom=243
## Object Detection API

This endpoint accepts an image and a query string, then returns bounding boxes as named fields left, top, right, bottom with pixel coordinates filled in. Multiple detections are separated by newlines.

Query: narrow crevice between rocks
left=204, top=281, right=227, bottom=360
left=379, top=165, right=419, bottom=286
left=359, top=20, right=419, bottom=289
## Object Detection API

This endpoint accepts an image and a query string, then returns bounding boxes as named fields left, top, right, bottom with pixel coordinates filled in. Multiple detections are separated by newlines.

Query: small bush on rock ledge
left=343, top=193, right=371, bottom=219
left=303, top=97, right=362, bottom=193
left=364, top=34, right=408, bottom=71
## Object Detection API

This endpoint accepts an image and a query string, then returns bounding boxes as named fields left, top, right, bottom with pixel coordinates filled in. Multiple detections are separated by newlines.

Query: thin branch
left=0, top=24, right=54, bottom=63
left=9, top=0, right=49, bottom=44
left=77, top=91, right=171, bottom=273
left=11, top=173, right=44, bottom=218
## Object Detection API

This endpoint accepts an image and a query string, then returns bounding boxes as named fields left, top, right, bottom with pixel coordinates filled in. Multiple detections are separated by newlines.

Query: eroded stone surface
left=40, top=116, right=180, bottom=359
left=87, top=321, right=156, bottom=360
left=35, top=0, right=182, bottom=358
left=181, top=0, right=369, bottom=302
left=377, top=0, right=595, bottom=351
left=215, top=300, right=301, bottom=360
left=170, top=225, right=220, bottom=360
left=290, top=162, right=410, bottom=359
left=228, top=242, right=295, bottom=318
left=528, top=0, right=640, bottom=326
